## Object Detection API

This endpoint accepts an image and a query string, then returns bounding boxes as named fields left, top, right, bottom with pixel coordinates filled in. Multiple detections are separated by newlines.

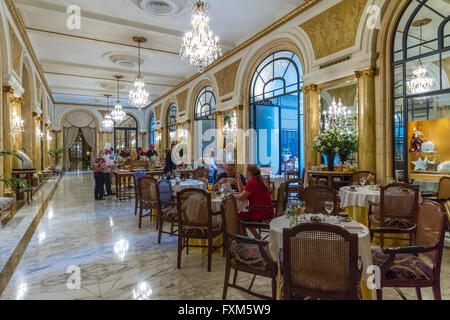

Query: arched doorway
left=114, top=114, right=138, bottom=153
left=391, top=0, right=450, bottom=182
left=194, top=86, right=216, bottom=160
left=62, top=110, right=98, bottom=171
left=249, top=50, right=304, bottom=175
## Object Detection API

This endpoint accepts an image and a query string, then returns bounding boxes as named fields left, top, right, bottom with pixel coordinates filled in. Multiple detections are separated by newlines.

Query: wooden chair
left=369, top=183, right=419, bottom=247
left=136, top=176, right=160, bottom=228
left=262, top=175, right=276, bottom=199
left=281, top=223, right=361, bottom=300
left=176, top=188, right=222, bottom=272
left=157, top=178, right=178, bottom=244
left=133, top=171, right=147, bottom=216
left=299, top=186, right=337, bottom=215
left=371, top=200, right=447, bottom=300
left=353, top=171, right=376, bottom=184
left=437, top=177, right=450, bottom=202
left=221, top=195, right=277, bottom=300
left=286, top=168, right=305, bottom=201
left=193, top=166, right=209, bottom=180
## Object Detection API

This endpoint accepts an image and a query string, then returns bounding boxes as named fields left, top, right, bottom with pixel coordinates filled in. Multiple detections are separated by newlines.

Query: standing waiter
left=103, top=143, right=115, bottom=196
left=164, top=142, right=178, bottom=174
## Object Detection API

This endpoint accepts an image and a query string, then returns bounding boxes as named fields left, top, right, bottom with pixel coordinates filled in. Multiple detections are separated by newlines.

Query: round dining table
left=339, top=185, right=381, bottom=227
left=269, top=215, right=374, bottom=300
left=171, top=179, right=206, bottom=195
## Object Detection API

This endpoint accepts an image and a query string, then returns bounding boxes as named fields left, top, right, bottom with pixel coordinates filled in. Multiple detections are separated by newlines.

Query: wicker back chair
left=353, top=171, right=376, bottom=184
left=299, top=186, right=337, bottom=215
left=371, top=200, right=446, bottom=300
left=157, top=178, right=178, bottom=244
left=133, top=171, right=147, bottom=216
left=274, top=183, right=288, bottom=219
left=193, top=166, right=209, bottom=180
left=437, top=177, right=450, bottom=201
left=369, top=183, right=419, bottom=247
left=137, top=176, right=160, bottom=228
left=282, top=223, right=361, bottom=300
left=176, top=188, right=222, bottom=272
left=221, top=195, right=277, bottom=300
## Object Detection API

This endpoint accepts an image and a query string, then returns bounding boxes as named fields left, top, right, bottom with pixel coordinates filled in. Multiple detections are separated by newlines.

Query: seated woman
left=234, top=165, right=274, bottom=221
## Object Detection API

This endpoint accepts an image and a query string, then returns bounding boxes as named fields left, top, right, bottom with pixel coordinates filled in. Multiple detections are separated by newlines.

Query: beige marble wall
left=302, top=84, right=320, bottom=169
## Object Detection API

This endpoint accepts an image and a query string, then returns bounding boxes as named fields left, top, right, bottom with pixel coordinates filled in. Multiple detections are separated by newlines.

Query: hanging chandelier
left=102, top=94, right=114, bottom=128
left=407, top=19, right=433, bottom=96
left=180, top=0, right=222, bottom=72
left=111, top=75, right=126, bottom=122
left=129, top=37, right=150, bottom=109
left=323, top=98, right=354, bottom=132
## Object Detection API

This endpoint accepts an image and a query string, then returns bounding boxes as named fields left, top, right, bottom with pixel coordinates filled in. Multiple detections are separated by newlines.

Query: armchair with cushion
left=221, top=195, right=277, bottom=300
left=371, top=200, right=447, bottom=300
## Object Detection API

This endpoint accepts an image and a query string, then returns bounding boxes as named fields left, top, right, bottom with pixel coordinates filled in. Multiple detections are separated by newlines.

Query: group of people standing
left=93, top=143, right=115, bottom=200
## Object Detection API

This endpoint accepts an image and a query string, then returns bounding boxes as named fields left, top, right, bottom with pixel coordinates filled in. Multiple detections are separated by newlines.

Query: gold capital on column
left=11, top=96, right=23, bottom=104
left=355, top=67, right=378, bottom=79
left=301, top=84, right=318, bottom=93
left=2, top=86, right=14, bottom=94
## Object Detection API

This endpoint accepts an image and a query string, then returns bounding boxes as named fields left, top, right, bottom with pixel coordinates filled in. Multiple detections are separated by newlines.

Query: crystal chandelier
left=111, top=75, right=126, bottom=122
left=129, top=37, right=150, bottom=109
left=11, top=110, right=24, bottom=136
left=102, top=94, right=114, bottom=128
left=407, top=19, right=433, bottom=96
left=180, top=0, right=222, bottom=72
left=323, top=98, right=354, bottom=133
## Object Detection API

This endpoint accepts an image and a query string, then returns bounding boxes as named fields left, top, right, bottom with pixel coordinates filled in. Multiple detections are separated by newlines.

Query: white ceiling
left=14, top=0, right=306, bottom=107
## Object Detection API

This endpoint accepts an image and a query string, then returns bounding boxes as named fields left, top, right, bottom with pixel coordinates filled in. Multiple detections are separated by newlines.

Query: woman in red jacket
left=234, top=165, right=274, bottom=221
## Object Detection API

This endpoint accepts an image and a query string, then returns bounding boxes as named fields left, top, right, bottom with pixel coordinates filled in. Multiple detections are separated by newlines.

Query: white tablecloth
left=269, top=216, right=373, bottom=281
left=339, top=186, right=380, bottom=209
left=414, top=180, right=439, bottom=193
left=171, top=179, right=206, bottom=195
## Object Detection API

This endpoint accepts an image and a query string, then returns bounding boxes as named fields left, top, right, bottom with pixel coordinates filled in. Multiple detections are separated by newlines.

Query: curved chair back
left=380, top=183, right=419, bottom=224
left=133, top=170, right=146, bottom=195
left=416, top=200, right=446, bottom=266
left=282, top=223, right=360, bottom=300
left=438, top=177, right=450, bottom=200
left=137, top=176, right=160, bottom=205
left=275, top=182, right=288, bottom=218
left=193, top=167, right=209, bottom=180
left=300, top=186, right=337, bottom=215
left=158, top=178, right=174, bottom=208
left=177, top=188, right=212, bottom=228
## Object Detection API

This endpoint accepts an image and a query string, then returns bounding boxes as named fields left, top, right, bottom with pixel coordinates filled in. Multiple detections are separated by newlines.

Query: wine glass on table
left=324, top=201, right=334, bottom=220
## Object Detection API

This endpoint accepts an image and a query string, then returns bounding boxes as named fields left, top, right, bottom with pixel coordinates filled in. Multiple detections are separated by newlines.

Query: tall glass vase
left=326, top=153, right=335, bottom=172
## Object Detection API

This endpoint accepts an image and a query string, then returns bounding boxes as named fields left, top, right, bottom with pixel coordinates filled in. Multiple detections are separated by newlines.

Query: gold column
left=11, top=96, right=24, bottom=170
left=215, top=111, right=224, bottom=157
left=0, top=87, right=15, bottom=195
left=31, top=114, right=41, bottom=171
left=355, top=67, right=377, bottom=173
left=302, top=84, right=320, bottom=169
left=234, top=105, right=244, bottom=172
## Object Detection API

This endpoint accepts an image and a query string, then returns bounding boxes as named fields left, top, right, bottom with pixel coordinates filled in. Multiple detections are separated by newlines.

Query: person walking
left=164, top=142, right=178, bottom=174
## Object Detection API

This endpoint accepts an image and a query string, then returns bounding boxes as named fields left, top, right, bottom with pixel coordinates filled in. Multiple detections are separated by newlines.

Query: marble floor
left=1, top=173, right=449, bottom=300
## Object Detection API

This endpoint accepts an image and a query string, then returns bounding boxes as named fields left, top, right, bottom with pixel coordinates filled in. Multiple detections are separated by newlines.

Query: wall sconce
left=35, top=128, right=44, bottom=140
left=11, top=110, right=24, bottom=136
left=47, top=133, right=53, bottom=141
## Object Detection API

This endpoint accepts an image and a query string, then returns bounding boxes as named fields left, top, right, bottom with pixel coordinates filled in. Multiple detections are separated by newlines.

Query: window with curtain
left=194, top=87, right=216, bottom=160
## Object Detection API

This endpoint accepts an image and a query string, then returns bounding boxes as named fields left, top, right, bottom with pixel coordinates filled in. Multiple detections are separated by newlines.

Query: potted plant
left=0, top=150, right=29, bottom=193
left=48, top=148, right=65, bottom=175
left=337, top=130, right=358, bottom=164
left=313, top=127, right=341, bottom=171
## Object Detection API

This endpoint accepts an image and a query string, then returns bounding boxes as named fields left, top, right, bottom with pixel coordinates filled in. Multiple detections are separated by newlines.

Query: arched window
left=194, top=86, right=216, bottom=160
left=391, top=0, right=450, bottom=182
left=149, top=113, right=155, bottom=147
left=195, top=87, right=216, bottom=120
left=166, top=104, right=177, bottom=147
left=249, top=50, right=304, bottom=175
left=114, top=114, right=138, bottom=153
